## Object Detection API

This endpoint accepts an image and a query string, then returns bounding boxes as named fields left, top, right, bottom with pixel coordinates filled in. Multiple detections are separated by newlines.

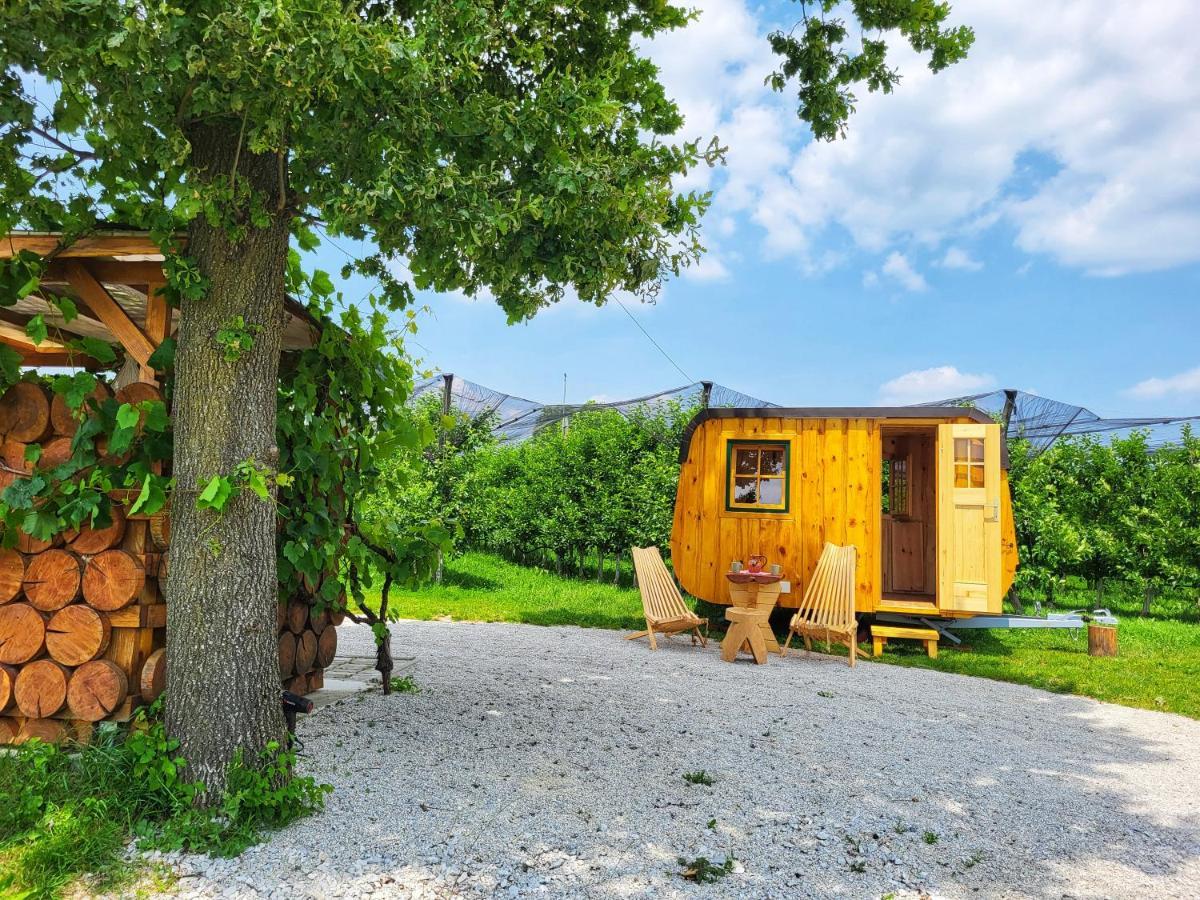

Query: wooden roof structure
left=1, top=231, right=320, bottom=381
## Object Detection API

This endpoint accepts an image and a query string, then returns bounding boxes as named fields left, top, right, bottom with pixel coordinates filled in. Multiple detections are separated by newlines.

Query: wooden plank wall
left=671, top=416, right=881, bottom=611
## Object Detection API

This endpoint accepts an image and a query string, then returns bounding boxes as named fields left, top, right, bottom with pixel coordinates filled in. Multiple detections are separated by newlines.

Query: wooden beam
left=0, top=233, right=165, bottom=259
left=0, top=334, right=100, bottom=368
left=140, top=280, right=169, bottom=381
left=0, top=320, right=70, bottom=351
left=63, top=261, right=156, bottom=367
left=44, top=259, right=165, bottom=285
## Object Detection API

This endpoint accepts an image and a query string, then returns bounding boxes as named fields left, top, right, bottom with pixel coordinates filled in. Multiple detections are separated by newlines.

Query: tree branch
left=28, top=125, right=96, bottom=160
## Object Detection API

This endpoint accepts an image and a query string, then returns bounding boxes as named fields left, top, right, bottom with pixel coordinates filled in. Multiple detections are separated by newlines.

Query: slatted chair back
left=632, top=546, right=692, bottom=624
left=795, top=542, right=857, bottom=631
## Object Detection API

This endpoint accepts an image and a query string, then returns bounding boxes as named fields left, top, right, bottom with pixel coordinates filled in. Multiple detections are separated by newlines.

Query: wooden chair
left=628, top=547, right=707, bottom=650
left=782, top=542, right=866, bottom=667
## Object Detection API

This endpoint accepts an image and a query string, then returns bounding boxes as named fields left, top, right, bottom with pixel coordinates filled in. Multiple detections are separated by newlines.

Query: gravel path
left=161, top=621, right=1200, bottom=899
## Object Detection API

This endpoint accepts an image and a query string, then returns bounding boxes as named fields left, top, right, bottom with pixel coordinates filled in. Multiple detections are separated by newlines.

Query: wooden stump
left=0, top=715, right=16, bottom=744
left=0, top=603, right=47, bottom=664
left=278, top=631, right=296, bottom=679
left=276, top=601, right=287, bottom=633
left=286, top=600, right=308, bottom=635
left=0, top=547, right=25, bottom=604
left=285, top=674, right=308, bottom=695
left=50, top=381, right=111, bottom=437
left=16, top=717, right=67, bottom=744
left=66, top=506, right=127, bottom=555
left=46, top=604, right=111, bottom=665
left=294, top=629, right=318, bottom=675
left=307, top=669, right=324, bottom=692
left=316, top=625, right=337, bottom=668
left=15, top=529, right=55, bottom=555
left=140, top=648, right=166, bottom=702
left=0, top=382, right=52, bottom=443
left=67, top=659, right=129, bottom=721
left=330, top=607, right=346, bottom=627
left=149, top=513, right=170, bottom=550
left=1087, top=624, right=1118, bottom=657
left=24, top=549, right=83, bottom=611
left=15, top=658, right=70, bottom=717
left=1, top=437, right=32, bottom=475
left=82, top=550, right=145, bottom=611
left=0, top=663, right=15, bottom=712
left=36, top=436, right=74, bottom=471
left=309, top=607, right=330, bottom=635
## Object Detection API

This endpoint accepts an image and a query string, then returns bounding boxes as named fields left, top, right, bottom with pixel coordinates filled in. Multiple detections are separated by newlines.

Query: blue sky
left=313, top=0, right=1200, bottom=417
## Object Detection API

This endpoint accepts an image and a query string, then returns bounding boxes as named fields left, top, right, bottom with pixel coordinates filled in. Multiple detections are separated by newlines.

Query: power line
left=612, top=297, right=693, bottom=384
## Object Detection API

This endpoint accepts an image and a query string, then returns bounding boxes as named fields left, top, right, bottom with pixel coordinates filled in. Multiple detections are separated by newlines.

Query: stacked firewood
left=277, top=597, right=340, bottom=695
left=0, top=378, right=343, bottom=744
left=0, top=380, right=167, bottom=745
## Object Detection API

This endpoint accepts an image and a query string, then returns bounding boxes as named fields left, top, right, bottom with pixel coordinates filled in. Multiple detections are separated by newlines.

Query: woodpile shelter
left=0, top=231, right=331, bottom=745
left=670, top=408, right=1018, bottom=619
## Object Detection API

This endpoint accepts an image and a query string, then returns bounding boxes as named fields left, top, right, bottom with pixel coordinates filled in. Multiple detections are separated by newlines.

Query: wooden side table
left=722, top=579, right=782, bottom=662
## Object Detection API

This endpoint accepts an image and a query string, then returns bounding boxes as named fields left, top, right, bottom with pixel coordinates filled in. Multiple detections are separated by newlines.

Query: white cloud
left=650, top=0, right=1200, bottom=276
left=683, top=253, right=731, bottom=282
left=879, top=366, right=996, bottom=404
left=939, top=247, right=983, bottom=271
left=862, top=270, right=880, bottom=289
left=1125, top=366, right=1200, bottom=399
left=880, top=252, right=928, bottom=292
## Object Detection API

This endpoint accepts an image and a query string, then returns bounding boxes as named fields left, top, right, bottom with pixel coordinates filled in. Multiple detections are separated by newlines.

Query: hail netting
left=915, top=389, right=1200, bottom=454
left=410, top=376, right=778, bottom=443
left=413, top=376, right=1198, bottom=454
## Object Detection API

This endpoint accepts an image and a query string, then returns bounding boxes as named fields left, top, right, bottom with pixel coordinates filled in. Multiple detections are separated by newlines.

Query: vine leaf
left=0, top=346, right=22, bottom=383
left=25, top=314, right=47, bottom=346
left=197, top=474, right=234, bottom=512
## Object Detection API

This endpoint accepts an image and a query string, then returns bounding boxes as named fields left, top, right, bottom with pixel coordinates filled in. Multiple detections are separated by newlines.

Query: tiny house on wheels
left=670, top=408, right=1018, bottom=618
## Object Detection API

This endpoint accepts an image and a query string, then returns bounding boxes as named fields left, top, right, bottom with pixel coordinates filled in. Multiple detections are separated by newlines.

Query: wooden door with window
left=936, top=423, right=1002, bottom=613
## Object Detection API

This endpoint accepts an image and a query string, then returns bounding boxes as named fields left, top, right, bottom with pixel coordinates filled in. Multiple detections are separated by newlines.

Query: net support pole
left=1000, top=388, right=1018, bottom=440
left=700, top=380, right=713, bottom=409
left=434, top=373, right=453, bottom=583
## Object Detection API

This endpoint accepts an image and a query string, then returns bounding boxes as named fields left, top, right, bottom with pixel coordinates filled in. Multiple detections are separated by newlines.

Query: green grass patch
left=377, top=552, right=1200, bottom=719
left=373, top=551, right=646, bottom=630
left=0, top=714, right=328, bottom=899
left=871, top=614, right=1200, bottom=718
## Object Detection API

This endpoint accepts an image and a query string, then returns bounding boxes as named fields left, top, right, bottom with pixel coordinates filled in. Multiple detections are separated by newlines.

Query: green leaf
left=3, top=474, right=46, bottom=510
left=147, top=337, right=175, bottom=371
left=25, top=314, right=47, bottom=346
left=310, top=270, right=335, bottom=297
left=116, top=402, right=140, bottom=430
left=51, top=295, right=78, bottom=323
left=72, top=337, right=117, bottom=364
left=23, top=444, right=42, bottom=464
left=129, top=473, right=168, bottom=516
left=196, top=475, right=234, bottom=513
left=0, top=346, right=21, bottom=383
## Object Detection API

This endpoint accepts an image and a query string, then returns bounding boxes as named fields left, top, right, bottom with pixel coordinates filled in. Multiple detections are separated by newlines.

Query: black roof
left=678, top=406, right=1008, bottom=467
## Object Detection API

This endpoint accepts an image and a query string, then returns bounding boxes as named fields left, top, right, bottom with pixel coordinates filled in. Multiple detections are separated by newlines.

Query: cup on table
left=731, top=560, right=743, bottom=572
left=769, top=564, right=782, bottom=576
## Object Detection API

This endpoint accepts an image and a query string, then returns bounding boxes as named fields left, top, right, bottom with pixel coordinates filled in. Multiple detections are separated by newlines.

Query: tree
left=0, top=1, right=971, bottom=798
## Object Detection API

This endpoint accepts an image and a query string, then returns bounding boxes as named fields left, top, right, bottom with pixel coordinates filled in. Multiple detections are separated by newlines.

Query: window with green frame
left=726, top=440, right=789, bottom=512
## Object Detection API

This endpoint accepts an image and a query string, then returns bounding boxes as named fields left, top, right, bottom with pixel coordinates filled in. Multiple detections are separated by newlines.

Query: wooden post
left=700, top=380, right=713, bottom=409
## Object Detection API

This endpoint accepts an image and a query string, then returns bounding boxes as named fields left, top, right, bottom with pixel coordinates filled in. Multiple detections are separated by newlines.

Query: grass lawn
left=376, top=551, right=1200, bottom=719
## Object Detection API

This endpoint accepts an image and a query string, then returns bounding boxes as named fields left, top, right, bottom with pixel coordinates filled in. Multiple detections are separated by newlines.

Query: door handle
left=986, top=500, right=999, bottom=522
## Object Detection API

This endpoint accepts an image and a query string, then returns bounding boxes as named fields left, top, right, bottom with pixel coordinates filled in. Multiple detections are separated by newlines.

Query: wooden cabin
left=670, top=408, right=1018, bottom=618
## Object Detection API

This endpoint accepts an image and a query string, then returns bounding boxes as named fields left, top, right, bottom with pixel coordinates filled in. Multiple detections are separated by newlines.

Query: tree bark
left=166, top=120, right=288, bottom=800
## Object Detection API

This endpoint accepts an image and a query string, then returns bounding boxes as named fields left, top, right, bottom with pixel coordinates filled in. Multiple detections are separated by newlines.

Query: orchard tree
left=0, top=1, right=971, bottom=797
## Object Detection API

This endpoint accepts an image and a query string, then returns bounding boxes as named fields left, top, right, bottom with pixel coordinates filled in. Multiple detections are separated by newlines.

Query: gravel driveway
left=162, top=620, right=1200, bottom=899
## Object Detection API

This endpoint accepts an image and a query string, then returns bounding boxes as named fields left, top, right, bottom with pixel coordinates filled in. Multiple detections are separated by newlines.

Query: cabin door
left=936, top=423, right=1002, bottom=614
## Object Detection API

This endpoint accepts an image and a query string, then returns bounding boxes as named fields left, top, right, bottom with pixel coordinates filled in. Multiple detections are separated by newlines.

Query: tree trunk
left=1141, top=582, right=1156, bottom=617
left=166, top=120, right=288, bottom=800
